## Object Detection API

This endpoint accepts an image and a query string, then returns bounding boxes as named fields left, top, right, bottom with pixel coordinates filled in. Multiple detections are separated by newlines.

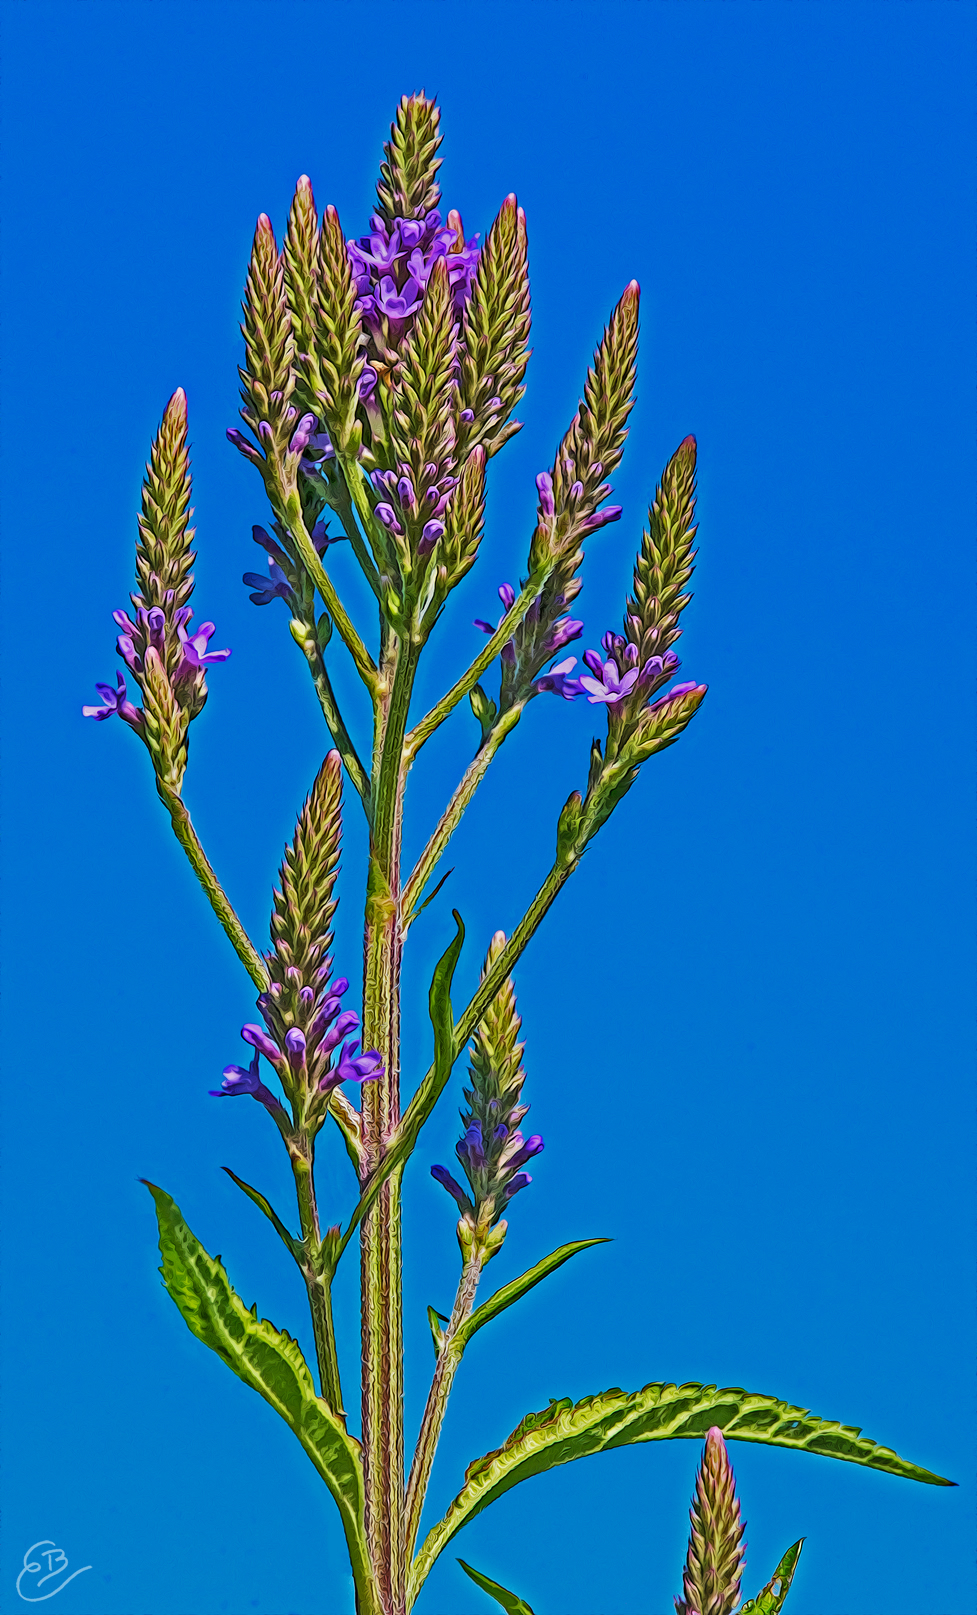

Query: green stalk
left=283, top=489, right=379, bottom=693
left=156, top=782, right=268, bottom=990
left=360, top=634, right=419, bottom=1615
left=402, top=1251, right=484, bottom=1564
left=404, top=575, right=548, bottom=760
left=402, top=704, right=525, bottom=927
left=296, top=630, right=372, bottom=809
left=289, top=1137, right=345, bottom=1416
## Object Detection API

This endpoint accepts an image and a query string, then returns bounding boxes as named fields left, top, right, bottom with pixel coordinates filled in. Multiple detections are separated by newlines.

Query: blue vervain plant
left=85, top=93, right=952, bottom=1615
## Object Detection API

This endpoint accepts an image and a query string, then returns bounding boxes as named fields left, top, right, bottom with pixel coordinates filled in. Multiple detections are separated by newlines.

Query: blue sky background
left=1, top=3, right=973, bottom=1612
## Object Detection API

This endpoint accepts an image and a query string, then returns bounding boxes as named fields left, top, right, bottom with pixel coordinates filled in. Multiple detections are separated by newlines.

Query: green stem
left=156, top=781, right=268, bottom=990
left=403, top=1252, right=483, bottom=1566
left=338, top=854, right=577, bottom=1259
left=298, top=632, right=372, bottom=810
left=332, top=460, right=383, bottom=597
left=283, top=489, right=379, bottom=694
left=404, top=574, right=549, bottom=761
left=289, top=1139, right=345, bottom=1416
left=360, top=636, right=417, bottom=1615
left=402, top=705, right=525, bottom=927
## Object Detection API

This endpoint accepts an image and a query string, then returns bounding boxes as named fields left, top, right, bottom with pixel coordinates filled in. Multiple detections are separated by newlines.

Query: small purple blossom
left=321, top=1040, right=383, bottom=1093
left=650, top=680, right=700, bottom=709
left=504, top=1172, right=532, bottom=1200
left=536, top=472, right=555, bottom=517
left=535, top=657, right=583, bottom=700
left=210, top=1047, right=285, bottom=1116
left=82, top=671, right=142, bottom=726
left=579, top=652, right=641, bottom=705
left=243, top=557, right=292, bottom=606
left=289, top=413, right=316, bottom=455
left=176, top=620, right=231, bottom=678
left=418, top=519, right=444, bottom=554
left=241, top=1023, right=283, bottom=1063
left=375, top=274, right=424, bottom=320
left=430, top=1165, right=473, bottom=1214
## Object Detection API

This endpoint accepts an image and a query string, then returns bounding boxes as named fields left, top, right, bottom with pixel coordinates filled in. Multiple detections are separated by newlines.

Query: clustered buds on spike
left=674, top=1428, right=747, bottom=1615
left=82, top=390, right=230, bottom=790
left=431, top=933, right=542, bottom=1263
left=211, top=752, right=382, bottom=1125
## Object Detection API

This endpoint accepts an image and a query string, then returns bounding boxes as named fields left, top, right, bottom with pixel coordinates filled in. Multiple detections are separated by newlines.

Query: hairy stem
left=156, top=781, right=268, bottom=990
left=360, top=637, right=418, bottom=1615
left=402, top=1252, right=484, bottom=1563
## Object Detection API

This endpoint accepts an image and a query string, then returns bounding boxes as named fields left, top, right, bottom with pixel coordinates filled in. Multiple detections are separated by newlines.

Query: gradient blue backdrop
left=1, top=3, right=973, bottom=1612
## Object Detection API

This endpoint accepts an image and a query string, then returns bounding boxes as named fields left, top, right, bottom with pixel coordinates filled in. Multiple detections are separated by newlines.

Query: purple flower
left=545, top=616, right=584, bottom=655
left=285, top=1027, right=307, bottom=1071
left=503, top=1172, right=532, bottom=1199
left=580, top=503, right=623, bottom=535
left=579, top=652, right=641, bottom=705
left=536, top=471, right=555, bottom=517
left=374, top=502, right=402, bottom=534
left=289, top=413, right=316, bottom=455
left=243, top=557, right=292, bottom=606
left=418, top=518, right=444, bottom=555
left=210, top=1047, right=285, bottom=1116
left=241, top=1023, right=283, bottom=1063
left=535, top=656, right=583, bottom=700
left=82, top=671, right=142, bottom=726
left=431, top=1164, right=474, bottom=1214
left=358, top=366, right=378, bottom=401
left=226, top=427, right=262, bottom=464
left=502, top=1133, right=545, bottom=1170
left=320, top=1040, right=384, bottom=1093
left=375, top=274, right=424, bottom=320
left=457, top=1121, right=487, bottom=1170
left=176, top=619, right=231, bottom=678
left=650, top=680, right=700, bottom=710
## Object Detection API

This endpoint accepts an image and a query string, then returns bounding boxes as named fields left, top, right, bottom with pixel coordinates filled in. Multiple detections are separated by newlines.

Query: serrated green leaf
left=740, top=1539, right=805, bottom=1613
left=144, top=1182, right=375, bottom=1607
left=453, top=1238, right=609, bottom=1355
left=408, top=1380, right=951, bottom=1605
left=457, top=1558, right=535, bottom=1615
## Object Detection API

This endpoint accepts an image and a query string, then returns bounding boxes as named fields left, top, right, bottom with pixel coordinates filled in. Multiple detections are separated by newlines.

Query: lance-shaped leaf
left=143, top=1182, right=374, bottom=1602
left=407, top=1381, right=951, bottom=1605
left=452, top=1238, right=609, bottom=1355
left=338, top=911, right=465, bottom=1255
left=222, top=1166, right=303, bottom=1267
left=458, top=1559, right=535, bottom=1615
left=376, top=91, right=442, bottom=225
left=740, top=1540, right=805, bottom=1614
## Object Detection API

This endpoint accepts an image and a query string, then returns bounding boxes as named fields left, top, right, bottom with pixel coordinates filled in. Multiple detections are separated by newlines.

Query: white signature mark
left=16, top=1543, right=92, bottom=1603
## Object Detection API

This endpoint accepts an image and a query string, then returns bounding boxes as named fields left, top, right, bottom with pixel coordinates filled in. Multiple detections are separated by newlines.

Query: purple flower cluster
left=474, top=580, right=584, bottom=698
left=84, top=605, right=230, bottom=727
left=432, top=1119, right=544, bottom=1221
left=348, top=207, right=479, bottom=331
left=213, top=963, right=383, bottom=1115
left=372, top=461, right=458, bottom=553
left=535, top=469, right=623, bottom=537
